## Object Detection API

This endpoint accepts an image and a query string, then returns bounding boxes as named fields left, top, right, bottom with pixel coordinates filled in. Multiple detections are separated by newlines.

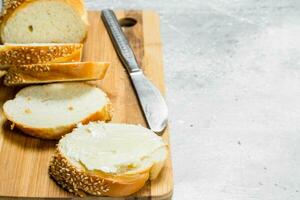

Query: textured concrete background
left=86, top=1, right=300, bottom=199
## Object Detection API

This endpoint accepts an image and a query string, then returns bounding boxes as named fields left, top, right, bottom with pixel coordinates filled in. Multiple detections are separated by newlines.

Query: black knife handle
left=101, top=9, right=140, bottom=73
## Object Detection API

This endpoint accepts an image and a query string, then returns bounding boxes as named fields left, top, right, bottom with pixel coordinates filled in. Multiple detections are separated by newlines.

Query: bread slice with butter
left=4, top=62, right=110, bottom=86
left=49, top=122, right=168, bottom=197
left=0, top=0, right=88, bottom=43
left=3, top=83, right=112, bottom=139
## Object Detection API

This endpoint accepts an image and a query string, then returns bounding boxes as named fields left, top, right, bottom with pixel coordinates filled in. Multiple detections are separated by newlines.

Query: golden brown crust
left=6, top=102, right=112, bottom=140
left=3, top=62, right=110, bottom=86
left=0, top=43, right=83, bottom=65
left=0, top=0, right=88, bottom=43
left=81, top=102, right=113, bottom=125
left=64, top=0, right=88, bottom=24
left=0, top=0, right=27, bottom=22
left=49, top=150, right=149, bottom=197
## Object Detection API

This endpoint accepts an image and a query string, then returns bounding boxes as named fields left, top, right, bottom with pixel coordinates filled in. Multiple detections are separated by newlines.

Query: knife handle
left=101, top=9, right=140, bottom=73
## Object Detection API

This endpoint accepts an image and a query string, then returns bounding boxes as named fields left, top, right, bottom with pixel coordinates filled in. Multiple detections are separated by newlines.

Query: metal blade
left=130, top=71, right=168, bottom=134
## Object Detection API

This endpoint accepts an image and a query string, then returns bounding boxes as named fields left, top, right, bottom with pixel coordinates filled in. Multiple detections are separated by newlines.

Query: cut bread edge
left=149, top=146, right=168, bottom=180
left=0, top=0, right=88, bottom=43
left=4, top=101, right=112, bottom=140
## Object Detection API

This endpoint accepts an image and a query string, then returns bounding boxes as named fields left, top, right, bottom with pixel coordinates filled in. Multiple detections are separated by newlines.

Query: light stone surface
left=86, top=1, right=300, bottom=199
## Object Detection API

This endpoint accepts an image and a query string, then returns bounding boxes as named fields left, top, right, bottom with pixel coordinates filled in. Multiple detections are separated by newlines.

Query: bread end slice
left=1, top=0, right=88, bottom=43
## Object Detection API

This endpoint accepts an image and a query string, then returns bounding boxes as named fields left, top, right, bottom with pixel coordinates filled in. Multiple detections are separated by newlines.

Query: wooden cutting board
left=0, top=10, right=173, bottom=199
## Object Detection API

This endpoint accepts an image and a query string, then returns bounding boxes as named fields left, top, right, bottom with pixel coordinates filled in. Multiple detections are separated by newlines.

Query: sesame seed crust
left=3, top=62, right=110, bottom=86
left=4, top=72, right=24, bottom=85
left=49, top=149, right=149, bottom=197
left=1, top=0, right=26, bottom=21
left=3, top=63, right=52, bottom=85
left=0, top=44, right=83, bottom=65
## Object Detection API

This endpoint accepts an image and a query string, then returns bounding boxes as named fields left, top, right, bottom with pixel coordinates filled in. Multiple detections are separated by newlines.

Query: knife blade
left=101, top=9, right=168, bottom=134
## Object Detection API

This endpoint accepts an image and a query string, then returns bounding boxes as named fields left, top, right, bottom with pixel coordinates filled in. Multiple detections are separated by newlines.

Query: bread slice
left=3, top=83, right=112, bottom=139
left=49, top=122, right=168, bottom=197
left=1, top=0, right=88, bottom=43
left=4, top=62, right=110, bottom=86
left=0, top=43, right=83, bottom=66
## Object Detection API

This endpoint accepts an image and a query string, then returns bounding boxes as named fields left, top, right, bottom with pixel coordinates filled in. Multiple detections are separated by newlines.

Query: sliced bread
left=49, top=122, right=168, bottom=197
left=4, top=62, right=110, bottom=86
left=3, top=83, right=112, bottom=139
left=0, top=43, right=83, bottom=66
left=1, top=0, right=88, bottom=43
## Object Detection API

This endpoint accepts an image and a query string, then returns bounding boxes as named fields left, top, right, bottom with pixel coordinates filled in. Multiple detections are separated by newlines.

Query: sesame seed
left=10, top=123, right=15, bottom=130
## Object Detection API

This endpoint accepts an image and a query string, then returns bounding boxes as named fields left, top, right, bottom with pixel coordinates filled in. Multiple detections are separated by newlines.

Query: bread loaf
left=0, top=43, right=83, bottom=66
left=4, top=62, right=110, bottom=86
left=0, top=0, right=88, bottom=43
left=3, top=83, right=112, bottom=139
left=49, top=122, right=168, bottom=197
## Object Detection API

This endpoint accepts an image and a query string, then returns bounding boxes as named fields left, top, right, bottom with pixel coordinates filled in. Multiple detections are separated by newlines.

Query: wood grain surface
left=0, top=10, right=173, bottom=199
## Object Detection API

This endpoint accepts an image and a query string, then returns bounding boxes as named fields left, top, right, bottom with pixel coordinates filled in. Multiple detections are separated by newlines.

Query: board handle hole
left=119, top=18, right=137, bottom=27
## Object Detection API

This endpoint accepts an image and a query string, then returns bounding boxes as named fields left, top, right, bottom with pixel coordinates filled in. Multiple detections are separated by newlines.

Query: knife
left=101, top=9, right=168, bottom=134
